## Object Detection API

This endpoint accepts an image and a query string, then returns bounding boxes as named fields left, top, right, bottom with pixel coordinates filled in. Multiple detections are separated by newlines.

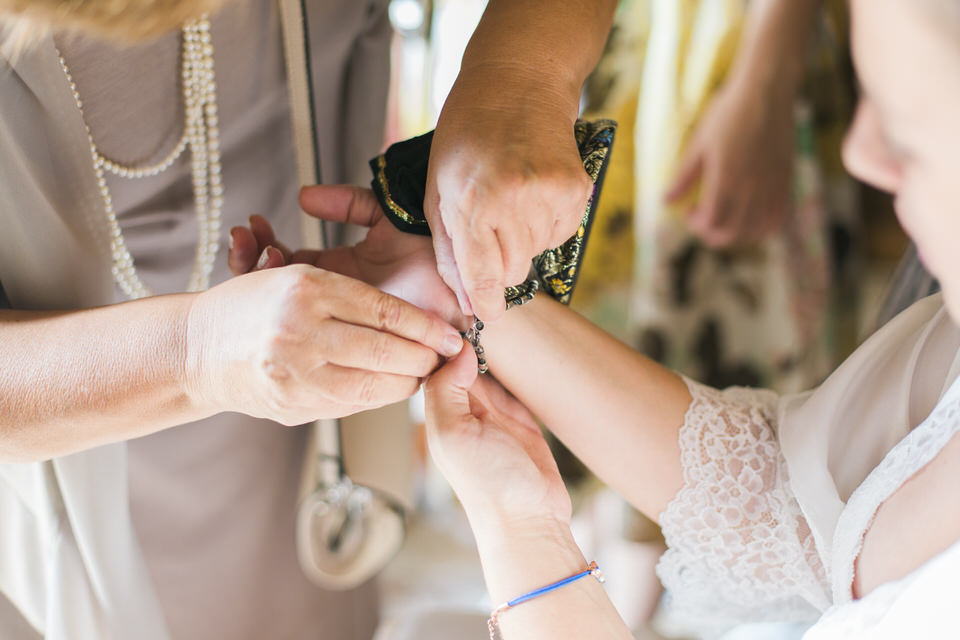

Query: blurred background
left=372, top=1, right=910, bottom=638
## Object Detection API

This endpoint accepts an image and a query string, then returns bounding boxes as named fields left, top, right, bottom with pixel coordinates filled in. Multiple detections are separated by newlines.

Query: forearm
left=482, top=296, right=691, bottom=521
left=0, top=294, right=213, bottom=462
left=470, top=516, right=632, bottom=640
left=456, top=0, right=617, bottom=113
left=732, top=0, right=821, bottom=92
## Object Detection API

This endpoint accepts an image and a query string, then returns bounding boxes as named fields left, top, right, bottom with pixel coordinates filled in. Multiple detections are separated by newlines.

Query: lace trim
left=656, top=378, right=830, bottom=632
left=829, top=378, right=960, bottom=604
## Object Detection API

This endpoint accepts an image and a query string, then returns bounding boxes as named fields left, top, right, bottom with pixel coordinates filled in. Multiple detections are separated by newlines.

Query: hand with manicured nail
left=189, top=262, right=464, bottom=424
left=229, top=186, right=469, bottom=330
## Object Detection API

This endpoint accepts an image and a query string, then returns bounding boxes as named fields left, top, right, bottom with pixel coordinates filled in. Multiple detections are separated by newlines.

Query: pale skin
left=254, top=1, right=960, bottom=629
left=425, top=0, right=618, bottom=321
left=0, top=266, right=461, bottom=463
left=665, top=0, right=820, bottom=248
left=442, top=0, right=960, bottom=626
left=0, top=0, right=616, bottom=463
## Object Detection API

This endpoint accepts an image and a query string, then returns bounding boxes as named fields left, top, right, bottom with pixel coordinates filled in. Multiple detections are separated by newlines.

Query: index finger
left=318, top=270, right=464, bottom=358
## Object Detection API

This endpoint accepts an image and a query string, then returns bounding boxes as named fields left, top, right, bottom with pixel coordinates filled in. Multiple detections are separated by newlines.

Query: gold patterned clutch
left=369, top=118, right=616, bottom=305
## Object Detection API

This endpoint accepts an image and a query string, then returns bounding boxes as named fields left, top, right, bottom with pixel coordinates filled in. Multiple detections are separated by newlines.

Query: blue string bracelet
left=487, top=561, right=605, bottom=639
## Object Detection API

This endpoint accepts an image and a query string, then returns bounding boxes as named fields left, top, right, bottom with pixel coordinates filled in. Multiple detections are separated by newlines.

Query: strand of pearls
left=56, top=15, right=223, bottom=299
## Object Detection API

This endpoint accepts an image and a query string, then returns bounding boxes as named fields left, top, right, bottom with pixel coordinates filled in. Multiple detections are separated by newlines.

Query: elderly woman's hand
left=425, top=67, right=593, bottom=323
left=187, top=260, right=462, bottom=425
left=423, top=344, right=571, bottom=534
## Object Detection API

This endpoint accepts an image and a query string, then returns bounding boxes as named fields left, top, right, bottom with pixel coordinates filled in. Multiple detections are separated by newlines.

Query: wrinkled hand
left=425, top=69, right=592, bottom=322
left=229, top=185, right=468, bottom=329
left=187, top=264, right=463, bottom=425
left=665, top=76, right=795, bottom=248
left=424, top=344, right=571, bottom=531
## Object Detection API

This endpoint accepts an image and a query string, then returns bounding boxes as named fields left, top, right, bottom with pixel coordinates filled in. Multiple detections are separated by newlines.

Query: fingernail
left=228, top=229, right=237, bottom=250
left=257, top=247, right=271, bottom=269
left=442, top=333, right=464, bottom=357
left=456, top=290, right=473, bottom=316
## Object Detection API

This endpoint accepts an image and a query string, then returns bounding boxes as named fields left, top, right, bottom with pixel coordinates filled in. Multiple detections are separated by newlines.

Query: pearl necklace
left=56, top=16, right=224, bottom=299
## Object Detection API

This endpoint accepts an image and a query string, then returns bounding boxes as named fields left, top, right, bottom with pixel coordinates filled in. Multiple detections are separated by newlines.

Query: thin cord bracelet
left=486, top=561, right=605, bottom=639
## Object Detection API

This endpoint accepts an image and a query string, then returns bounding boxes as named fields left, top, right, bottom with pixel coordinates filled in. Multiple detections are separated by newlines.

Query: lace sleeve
left=656, top=378, right=831, bottom=633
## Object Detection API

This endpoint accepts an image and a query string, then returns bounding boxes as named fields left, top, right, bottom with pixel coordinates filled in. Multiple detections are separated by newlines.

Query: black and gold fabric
left=369, top=119, right=617, bottom=306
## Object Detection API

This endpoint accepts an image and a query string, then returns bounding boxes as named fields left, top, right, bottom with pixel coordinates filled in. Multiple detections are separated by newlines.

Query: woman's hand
left=229, top=186, right=467, bottom=329
left=664, top=75, right=795, bottom=248
left=426, top=68, right=592, bottom=322
left=423, top=345, right=634, bottom=640
left=423, top=343, right=571, bottom=533
left=186, top=264, right=463, bottom=425
left=421, top=0, right=616, bottom=324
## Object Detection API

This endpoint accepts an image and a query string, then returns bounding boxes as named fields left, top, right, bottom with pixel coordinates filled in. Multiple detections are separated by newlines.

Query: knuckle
left=356, top=372, right=381, bottom=405
left=264, top=317, right=300, bottom=356
left=280, top=264, right=318, bottom=306
left=261, top=358, right=293, bottom=384
left=368, top=332, right=393, bottom=371
left=373, top=293, right=404, bottom=329
left=258, top=360, right=297, bottom=413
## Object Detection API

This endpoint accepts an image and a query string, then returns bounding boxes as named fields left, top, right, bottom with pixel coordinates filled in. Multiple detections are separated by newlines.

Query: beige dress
left=0, top=0, right=391, bottom=637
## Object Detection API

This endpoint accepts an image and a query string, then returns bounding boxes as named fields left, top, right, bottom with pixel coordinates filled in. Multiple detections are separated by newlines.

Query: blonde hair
left=1, top=0, right=230, bottom=57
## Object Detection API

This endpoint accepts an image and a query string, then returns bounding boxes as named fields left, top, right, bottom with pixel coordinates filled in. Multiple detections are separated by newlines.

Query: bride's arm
left=481, top=294, right=692, bottom=521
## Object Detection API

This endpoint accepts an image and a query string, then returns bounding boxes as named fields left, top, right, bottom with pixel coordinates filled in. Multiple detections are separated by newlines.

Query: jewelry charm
left=56, top=15, right=223, bottom=299
left=461, top=279, right=540, bottom=375
left=462, top=317, right=488, bottom=374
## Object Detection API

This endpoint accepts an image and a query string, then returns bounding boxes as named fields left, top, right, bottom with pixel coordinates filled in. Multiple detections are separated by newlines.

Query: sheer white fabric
left=656, top=294, right=960, bottom=638
left=826, top=377, right=960, bottom=604
left=657, top=380, right=830, bottom=633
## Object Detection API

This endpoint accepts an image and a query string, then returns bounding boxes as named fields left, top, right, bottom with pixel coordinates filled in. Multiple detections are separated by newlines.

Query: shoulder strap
left=278, top=0, right=325, bottom=249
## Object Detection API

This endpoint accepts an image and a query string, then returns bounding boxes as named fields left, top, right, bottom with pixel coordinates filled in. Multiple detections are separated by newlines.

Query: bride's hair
left=1, top=0, right=230, bottom=57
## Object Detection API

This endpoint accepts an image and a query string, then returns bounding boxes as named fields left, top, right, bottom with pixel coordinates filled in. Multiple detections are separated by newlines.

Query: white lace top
left=656, top=294, right=960, bottom=638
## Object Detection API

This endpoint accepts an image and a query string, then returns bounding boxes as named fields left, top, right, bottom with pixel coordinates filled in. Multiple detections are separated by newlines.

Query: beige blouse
left=0, top=0, right=392, bottom=637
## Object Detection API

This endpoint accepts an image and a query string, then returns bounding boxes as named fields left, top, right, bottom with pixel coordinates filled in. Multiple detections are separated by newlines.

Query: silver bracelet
left=462, top=317, right=488, bottom=374
left=463, top=279, right=540, bottom=375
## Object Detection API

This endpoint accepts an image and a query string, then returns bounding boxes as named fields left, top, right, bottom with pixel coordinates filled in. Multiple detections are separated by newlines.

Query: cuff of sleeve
left=368, top=119, right=617, bottom=306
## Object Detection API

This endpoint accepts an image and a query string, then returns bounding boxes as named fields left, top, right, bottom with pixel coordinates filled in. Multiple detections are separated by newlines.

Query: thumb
left=298, top=185, right=384, bottom=228
left=664, top=141, right=705, bottom=203
left=424, top=341, right=479, bottom=430
left=431, top=221, right=474, bottom=317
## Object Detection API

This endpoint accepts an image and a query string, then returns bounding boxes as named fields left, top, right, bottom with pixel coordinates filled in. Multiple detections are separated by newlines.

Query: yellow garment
left=578, top=0, right=746, bottom=337
left=635, top=0, right=743, bottom=214
left=579, top=0, right=854, bottom=392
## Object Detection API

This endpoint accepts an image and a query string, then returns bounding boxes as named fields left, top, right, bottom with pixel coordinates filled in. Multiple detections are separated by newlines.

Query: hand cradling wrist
left=368, top=119, right=617, bottom=374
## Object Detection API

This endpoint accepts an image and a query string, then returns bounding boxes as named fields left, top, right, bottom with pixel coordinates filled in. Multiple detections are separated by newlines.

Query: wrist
left=731, top=0, right=817, bottom=97
left=182, top=290, right=222, bottom=417
left=446, top=61, right=581, bottom=121
left=469, top=512, right=585, bottom=605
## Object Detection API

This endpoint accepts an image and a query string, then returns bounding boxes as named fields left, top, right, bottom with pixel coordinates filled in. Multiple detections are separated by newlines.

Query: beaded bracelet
left=463, top=278, right=540, bottom=374
left=487, top=561, right=605, bottom=640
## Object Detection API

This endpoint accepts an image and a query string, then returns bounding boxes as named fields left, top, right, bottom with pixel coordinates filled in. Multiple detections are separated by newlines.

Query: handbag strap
left=278, top=0, right=325, bottom=250
left=278, top=0, right=343, bottom=489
